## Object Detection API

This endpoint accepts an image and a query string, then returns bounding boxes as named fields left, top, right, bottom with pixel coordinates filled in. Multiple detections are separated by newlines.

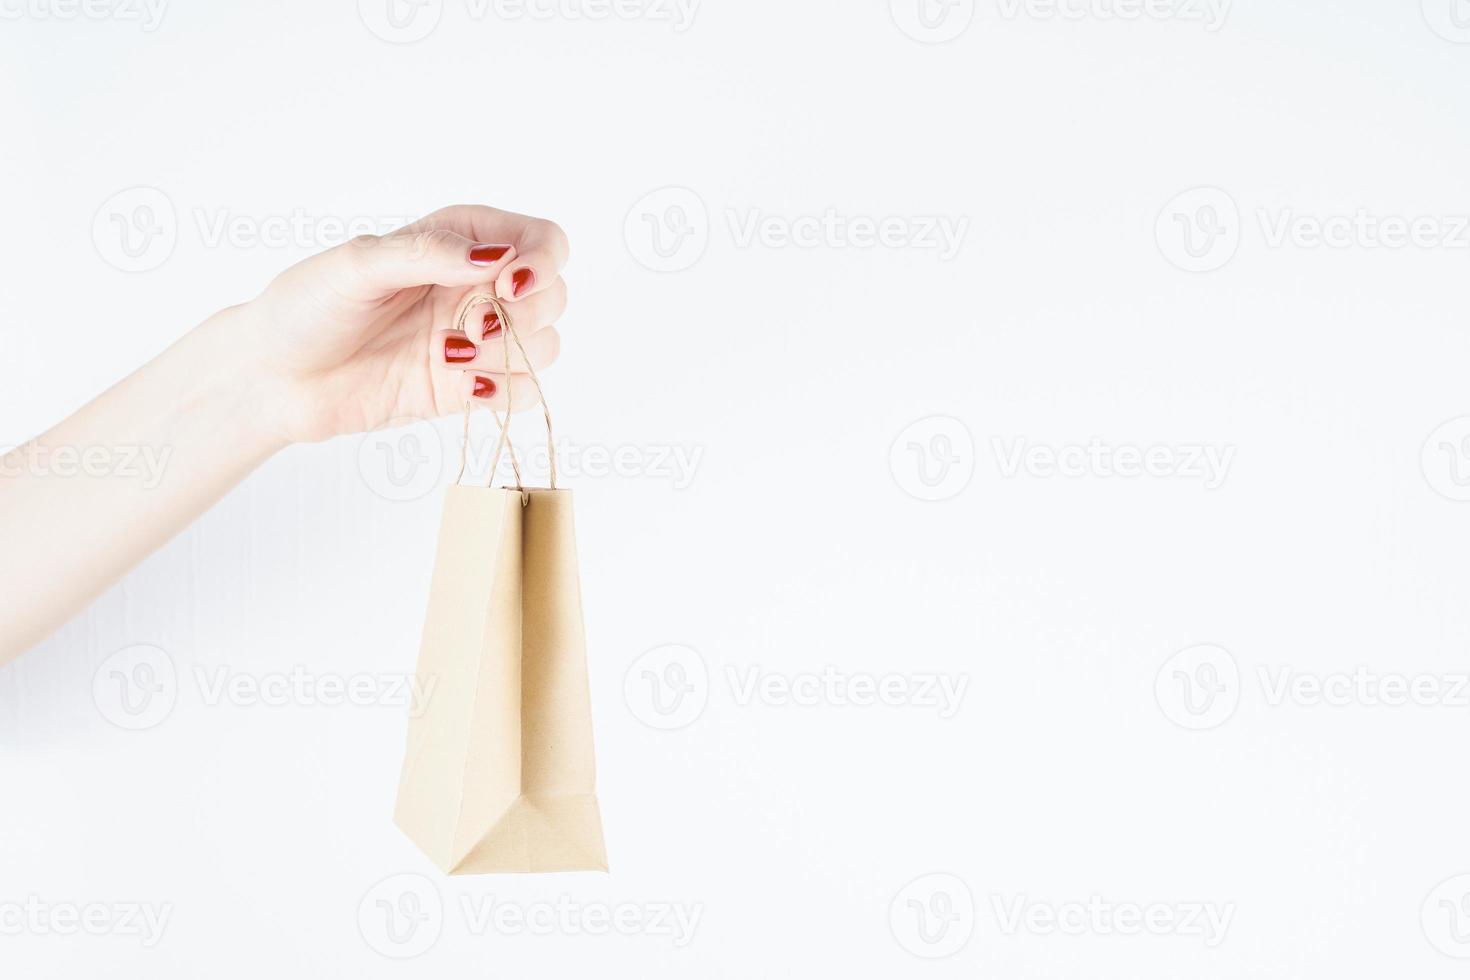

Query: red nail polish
left=473, top=376, right=497, bottom=399
left=469, top=244, right=512, bottom=265
left=512, top=268, right=534, bottom=297
left=482, top=311, right=502, bottom=338
left=445, top=336, right=478, bottom=363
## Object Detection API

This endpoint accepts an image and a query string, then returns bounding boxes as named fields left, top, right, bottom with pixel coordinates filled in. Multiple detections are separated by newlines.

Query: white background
left=3, top=0, right=1470, bottom=975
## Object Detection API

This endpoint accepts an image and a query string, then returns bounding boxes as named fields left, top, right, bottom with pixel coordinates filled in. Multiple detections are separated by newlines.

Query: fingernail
left=445, top=336, right=478, bottom=363
left=512, top=268, right=535, bottom=297
left=472, top=376, right=497, bottom=399
left=482, top=311, right=502, bottom=338
left=469, top=244, right=512, bottom=265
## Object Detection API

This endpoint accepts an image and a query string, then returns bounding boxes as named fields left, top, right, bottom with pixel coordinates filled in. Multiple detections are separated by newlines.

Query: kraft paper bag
left=393, top=295, right=607, bottom=875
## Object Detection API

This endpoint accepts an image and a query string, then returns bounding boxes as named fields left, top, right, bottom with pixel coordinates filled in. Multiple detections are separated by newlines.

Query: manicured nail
left=472, top=376, right=497, bottom=399
left=482, top=311, right=502, bottom=338
left=512, top=268, right=535, bottom=297
left=445, top=336, right=478, bottom=363
left=469, top=244, right=512, bottom=265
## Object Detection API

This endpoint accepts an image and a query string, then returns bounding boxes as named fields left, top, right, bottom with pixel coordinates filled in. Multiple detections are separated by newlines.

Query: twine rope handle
left=451, top=293, right=558, bottom=490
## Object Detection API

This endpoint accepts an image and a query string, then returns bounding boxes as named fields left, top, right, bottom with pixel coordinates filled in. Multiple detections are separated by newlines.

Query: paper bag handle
left=451, top=293, right=557, bottom=491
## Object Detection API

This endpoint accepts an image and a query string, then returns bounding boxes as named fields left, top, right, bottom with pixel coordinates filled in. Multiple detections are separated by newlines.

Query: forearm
left=0, top=303, right=285, bottom=664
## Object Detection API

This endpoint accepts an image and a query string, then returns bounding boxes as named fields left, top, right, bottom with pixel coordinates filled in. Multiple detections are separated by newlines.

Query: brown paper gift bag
left=393, top=295, right=607, bottom=875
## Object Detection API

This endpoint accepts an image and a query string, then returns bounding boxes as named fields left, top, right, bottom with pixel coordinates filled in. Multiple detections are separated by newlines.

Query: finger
left=441, top=325, right=560, bottom=373
left=468, top=276, right=568, bottom=344
left=396, top=206, right=569, bottom=302
left=493, top=218, right=570, bottom=302
left=454, top=372, right=543, bottom=415
left=327, top=228, right=518, bottom=297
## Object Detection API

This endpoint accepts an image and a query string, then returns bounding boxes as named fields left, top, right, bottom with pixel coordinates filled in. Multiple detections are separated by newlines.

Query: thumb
left=326, top=229, right=518, bottom=297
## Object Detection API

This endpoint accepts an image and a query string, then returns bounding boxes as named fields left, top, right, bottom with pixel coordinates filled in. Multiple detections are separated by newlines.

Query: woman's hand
left=241, top=204, right=570, bottom=444
left=0, top=204, right=570, bottom=663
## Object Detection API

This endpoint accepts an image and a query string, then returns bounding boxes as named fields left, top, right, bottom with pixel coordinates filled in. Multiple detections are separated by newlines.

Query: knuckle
left=411, top=227, right=459, bottom=259
left=531, top=217, right=570, bottom=255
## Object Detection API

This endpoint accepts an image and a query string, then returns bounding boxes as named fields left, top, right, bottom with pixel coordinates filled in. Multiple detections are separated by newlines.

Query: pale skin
left=0, top=205, right=569, bottom=665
